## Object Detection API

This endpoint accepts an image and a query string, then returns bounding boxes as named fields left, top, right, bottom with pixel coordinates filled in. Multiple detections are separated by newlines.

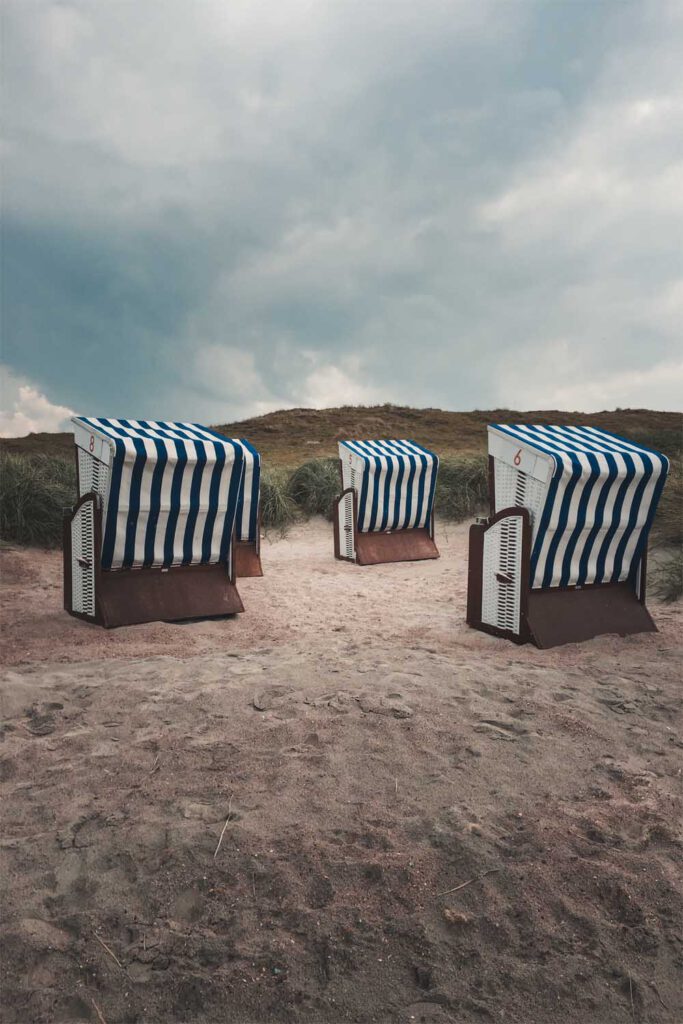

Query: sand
left=0, top=519, right=682, bottom=1024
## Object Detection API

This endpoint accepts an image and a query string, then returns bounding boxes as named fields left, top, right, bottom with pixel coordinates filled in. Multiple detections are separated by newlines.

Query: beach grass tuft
left=286, top=458, right=340, bottom=521
left=259, top=466, right=298, bottom=533
left=0, top=452, right=76, bottom=548
left=434, top=456, right=489, bottom=522
left=652, top=550, right=683, bottom=603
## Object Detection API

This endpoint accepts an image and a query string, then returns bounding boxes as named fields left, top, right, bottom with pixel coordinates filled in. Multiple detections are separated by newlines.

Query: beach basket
left=63, top=418, right=261, bottom=627
left=333, top=440, right=440, bottom=565
left=467, top=424, right=669, bottom=648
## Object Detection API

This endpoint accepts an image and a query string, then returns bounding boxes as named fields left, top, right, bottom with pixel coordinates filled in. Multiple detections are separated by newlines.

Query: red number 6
left=513, top=448, right=522, bottom=466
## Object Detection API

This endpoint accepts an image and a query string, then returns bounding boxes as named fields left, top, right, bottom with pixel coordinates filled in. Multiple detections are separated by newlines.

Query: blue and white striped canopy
left=74, top=417, right=247, bottom=571
left=234, top=438, right=260, bottom=545
left=489, top=424, right=669, bottom=590
left=339, top=439, right=439, bottom=533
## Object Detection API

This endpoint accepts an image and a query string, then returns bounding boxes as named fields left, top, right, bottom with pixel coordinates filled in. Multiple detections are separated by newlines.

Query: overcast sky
left=1, top=0, right=682, bottom=435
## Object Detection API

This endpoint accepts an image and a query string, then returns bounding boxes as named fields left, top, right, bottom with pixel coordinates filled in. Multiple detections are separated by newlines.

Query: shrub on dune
left=259, top=467, right=298, bottom=533
left=287, top=458, right=340, bottom=520
left=0, top=453, right=76, bottom=547
left=434, top=456, right=488, bottom=521
left=652, top=551, right=683, bottom=603
left=654, top=459, right=682, bottom=548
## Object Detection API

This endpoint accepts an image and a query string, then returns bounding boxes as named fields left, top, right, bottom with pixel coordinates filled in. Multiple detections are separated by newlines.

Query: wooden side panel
left=487, top=454, right=496, bottom=516
left=234, top=541, right=263, bottom=578
left=466, top=522, right=485, bottom=628
left=636, top=550, right=648, bottom=604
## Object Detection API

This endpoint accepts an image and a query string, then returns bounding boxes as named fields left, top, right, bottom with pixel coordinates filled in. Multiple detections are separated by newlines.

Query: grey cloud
left=1, top=0, right=681, bottom=425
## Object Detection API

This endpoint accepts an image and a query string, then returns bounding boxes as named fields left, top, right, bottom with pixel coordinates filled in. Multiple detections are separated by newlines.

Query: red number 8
left=89, top=435, right=95, bottom=453
left=513, top=448, right=522, bottom=466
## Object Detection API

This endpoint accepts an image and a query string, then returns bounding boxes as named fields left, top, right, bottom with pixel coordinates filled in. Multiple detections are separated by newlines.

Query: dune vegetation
left=0, top=453, right=75, bottom=548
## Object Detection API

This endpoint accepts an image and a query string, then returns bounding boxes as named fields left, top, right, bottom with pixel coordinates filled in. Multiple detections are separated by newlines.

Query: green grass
left=0, top=453, right=76, bottom=547
left=259, top=466, right=298, bottom=533
left=652, top=457, right=682, bottom=548
left=287, top=459, right=340, bottom=521
left=435, top=456, right=489, bottom=521
left=652, top=551, right=683, bottom=603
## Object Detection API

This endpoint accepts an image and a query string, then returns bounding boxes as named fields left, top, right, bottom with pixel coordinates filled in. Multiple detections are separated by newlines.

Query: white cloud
left=182, top=345, right=293, bottom=422
left=494, top=341, right=683, bottom=413
left=478, top=93, right=683, bottom=246
left=177, top=344, right=386, bottom=421
left=0, top=366, right=75, bottom=436
left=547, top=361, right=683, bottom=413
left=299, top=355, right=386, bottom=409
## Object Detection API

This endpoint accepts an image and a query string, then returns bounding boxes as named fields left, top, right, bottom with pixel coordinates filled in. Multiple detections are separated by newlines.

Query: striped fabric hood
left=73, top=417, right=259, bottom=571
left=339, top=439, right=439, bottom=533
left=234, top=438, right=260, bottom=545
left=488, top=424, right=669, bottom=590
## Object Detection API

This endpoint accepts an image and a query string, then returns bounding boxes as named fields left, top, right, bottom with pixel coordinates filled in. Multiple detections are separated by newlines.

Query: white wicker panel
left=78, top=448, right=110, bottom=501
left=494, top=461, right=546, bottom=533
left=71, top=501, right=96, bottom=617
left=341, top=459, right=360, bottom=492
left=338, top=491, right=355, bottom=560
left=482, top=515, right=523, bottom=634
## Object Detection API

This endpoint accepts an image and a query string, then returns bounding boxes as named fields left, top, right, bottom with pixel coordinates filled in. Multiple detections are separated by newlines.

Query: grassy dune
left=1, top=404, right=679, bottom=466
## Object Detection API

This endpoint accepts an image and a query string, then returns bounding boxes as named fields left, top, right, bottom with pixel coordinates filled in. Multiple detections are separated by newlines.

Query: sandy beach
left=1, top=519, right=681, bottom=1023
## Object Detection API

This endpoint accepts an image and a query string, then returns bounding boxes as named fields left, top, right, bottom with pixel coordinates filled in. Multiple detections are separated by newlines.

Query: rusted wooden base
left=354, top=527, right=439, bottom=566
left=96, top=563, right=244, bottom=627
left=526, top=585, right=656, bottom=648
left=233, top=541, right=263, bottom=578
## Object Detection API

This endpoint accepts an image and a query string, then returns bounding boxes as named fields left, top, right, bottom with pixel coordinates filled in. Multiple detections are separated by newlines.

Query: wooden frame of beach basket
left=467, top=426, right=667, bottom=649
left=232, top=439, right=263, bottom=578
left=233, top=505, right=263, bottom=578
left=63, top=420, right=245, bottom=627
left=332, top=441, right=440, bottom=566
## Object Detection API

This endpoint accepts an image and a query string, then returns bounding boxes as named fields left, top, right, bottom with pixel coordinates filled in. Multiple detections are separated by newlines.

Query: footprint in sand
left=305, top=691, right=355, bottom=713
left=171, top=888, right=204, bottom=924
left=14, top=918, right=72, bottom=952
left=356, top=692, right=414, bottom=719
left=474, top=719, right=528, bottom=741
left=252, top=686, right=295, bottom=711
left=23, top=702, right=63, bottom=737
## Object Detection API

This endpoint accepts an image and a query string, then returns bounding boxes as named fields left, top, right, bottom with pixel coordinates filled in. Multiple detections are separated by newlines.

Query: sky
left=1, top=0, right=682, bottom=436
